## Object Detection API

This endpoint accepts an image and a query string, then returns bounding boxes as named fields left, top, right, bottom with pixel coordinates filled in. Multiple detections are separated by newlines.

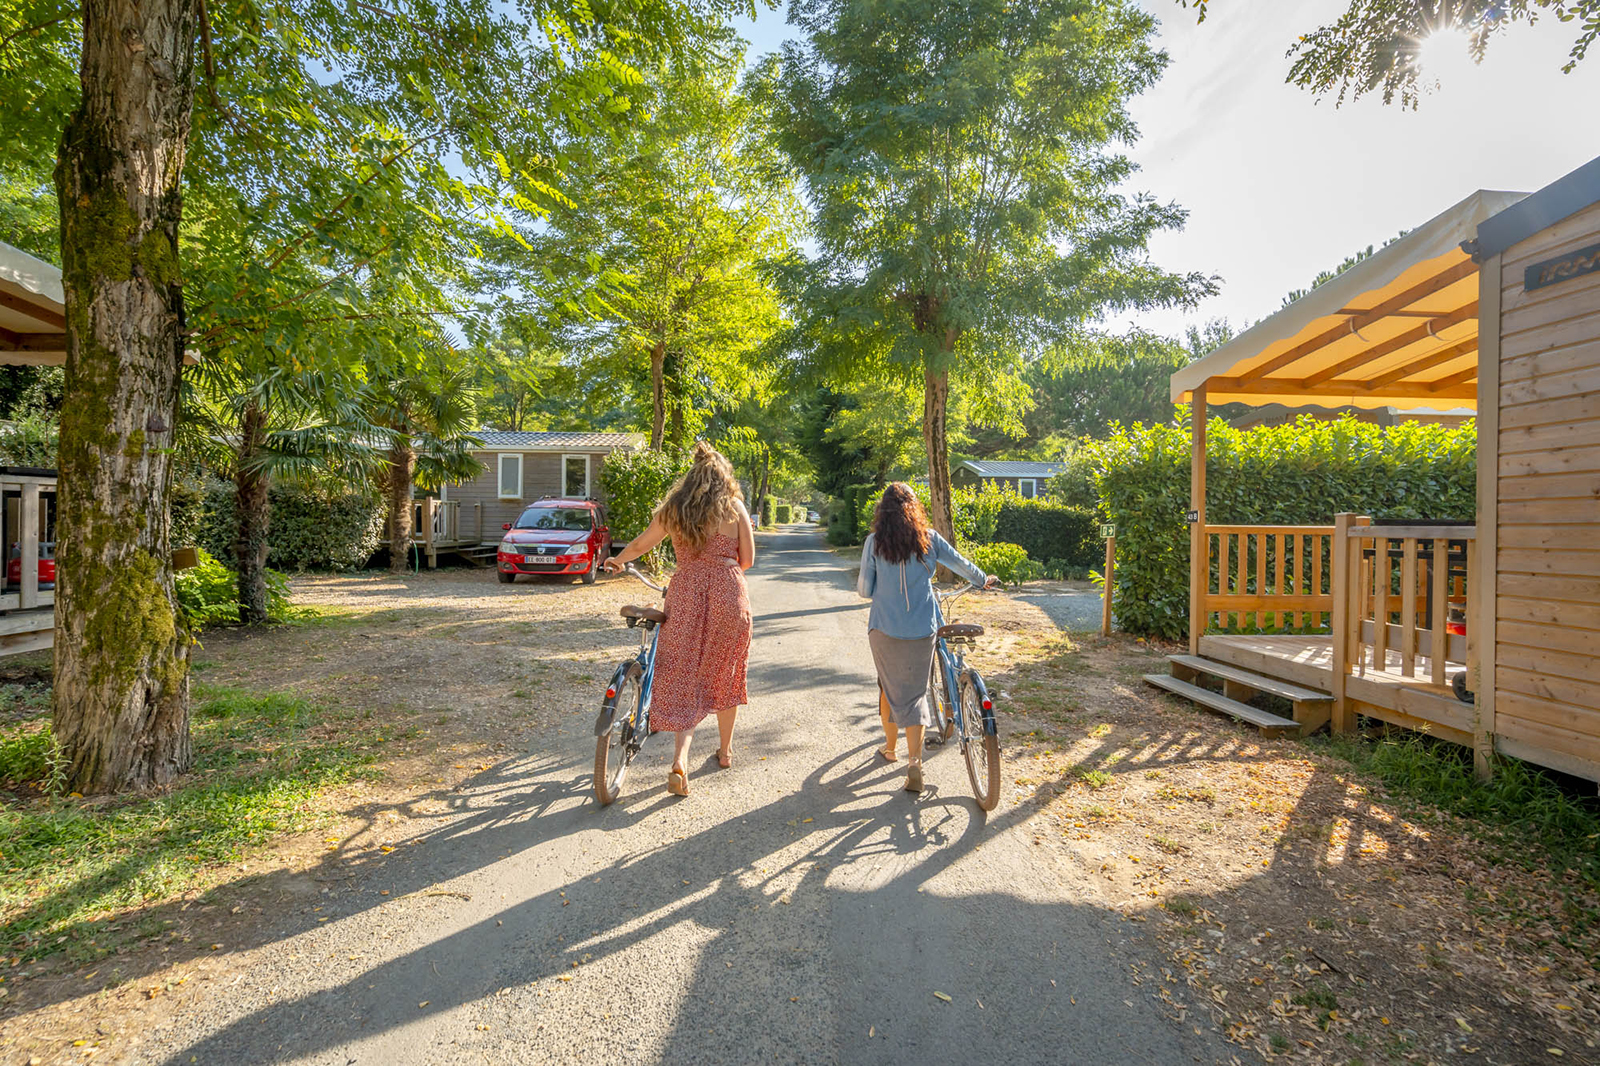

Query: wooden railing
left=1202, top=525, right=1336, bottom=632
left=1342, top=521, right=1475, bottom=686
left=411, top=499, right=462, bottom=549
left=1, top=473, right=55, bottom=613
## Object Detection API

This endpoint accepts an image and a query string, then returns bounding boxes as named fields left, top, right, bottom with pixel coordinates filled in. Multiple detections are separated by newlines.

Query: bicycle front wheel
left=926, top=661, right=953, bottom=745
left=594, top=664, right=643, bottom=806
left=959, top=672, right=1001, bottom=811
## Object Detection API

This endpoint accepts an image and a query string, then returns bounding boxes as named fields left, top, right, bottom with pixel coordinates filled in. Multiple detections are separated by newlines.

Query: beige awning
left=0, top=241, right=66, bottom=366
left=1171, top=189, right=1529, bottom=412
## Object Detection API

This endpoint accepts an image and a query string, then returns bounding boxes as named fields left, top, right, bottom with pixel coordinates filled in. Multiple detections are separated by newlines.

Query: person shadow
left=152, top=724, right=1238, bottom=1065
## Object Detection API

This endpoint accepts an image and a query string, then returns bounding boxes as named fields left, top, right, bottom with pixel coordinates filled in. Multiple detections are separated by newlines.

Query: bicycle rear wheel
left=959, top=672, right=1001, bottom=811
left=594, top=664, right=643, bottom=805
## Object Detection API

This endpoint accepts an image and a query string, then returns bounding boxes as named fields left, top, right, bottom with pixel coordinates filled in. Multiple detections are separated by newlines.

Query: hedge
left=968, top=542, right=1043, bottom=586
left=774, top=503, right=793, bottom=524
left=1086, top=413, right=1476, bottom=641
left=994, top=499, right=1099, bottom=570
left=760, top=495, right=776, bottom=526
left=598, top=448, right=687, bottom=567
left=196, top=480, right=386, bottom=572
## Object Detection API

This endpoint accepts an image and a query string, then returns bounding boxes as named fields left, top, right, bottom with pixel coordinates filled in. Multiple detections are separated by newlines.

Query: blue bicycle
left=927, top=583, right=1002, bottom=810
left=593, top=565, right=667, bottom=805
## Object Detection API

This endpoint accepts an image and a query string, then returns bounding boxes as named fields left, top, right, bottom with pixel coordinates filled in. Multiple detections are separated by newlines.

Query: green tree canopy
left=766, top=0, right=1215, bottom=543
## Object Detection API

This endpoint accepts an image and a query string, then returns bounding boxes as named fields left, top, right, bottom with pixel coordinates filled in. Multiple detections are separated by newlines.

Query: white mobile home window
left=562, top=454, right=591, bottom=498
left=497, top=454, right=523, bottom=499
left=1018, top=478, right=1038, bottom=499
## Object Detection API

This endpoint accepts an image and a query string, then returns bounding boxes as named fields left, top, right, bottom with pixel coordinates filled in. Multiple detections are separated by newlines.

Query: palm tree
left=362, top=350, right=483, bottom=574
left=183, top=361, right=384, bottom=623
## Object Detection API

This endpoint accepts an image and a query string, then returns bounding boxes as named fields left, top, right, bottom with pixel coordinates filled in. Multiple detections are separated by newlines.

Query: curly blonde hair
left=657, top=441, right=744, bottom=551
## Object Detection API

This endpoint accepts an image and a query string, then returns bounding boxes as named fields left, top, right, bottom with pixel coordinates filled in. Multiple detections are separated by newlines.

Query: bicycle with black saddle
left=592, top=565, right=667, bottom=805
left=925, top=582, right=1002, bottom=810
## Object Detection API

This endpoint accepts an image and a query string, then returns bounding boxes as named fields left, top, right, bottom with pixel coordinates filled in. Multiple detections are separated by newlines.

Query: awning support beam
left=1297, top=301, right=1478, bottom=387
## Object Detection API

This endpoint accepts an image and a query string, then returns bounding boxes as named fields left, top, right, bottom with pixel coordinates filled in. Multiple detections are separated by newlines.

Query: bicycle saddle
left=620, top=604, right=667, bottom=625
left=938, top=622, right=984, bottom=639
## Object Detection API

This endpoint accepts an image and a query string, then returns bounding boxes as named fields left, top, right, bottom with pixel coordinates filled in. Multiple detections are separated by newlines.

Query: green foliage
left=0, top=685, right=386, bottom=961
left=949, top=483, right=1004, bottom=545
left=168, top=473, right=208, bottom=548
left=599, top=448, right=688, bottom=542
left=197, top=481, right=384, bottom=572
left=994, top=499, right=1100, bottom=570
left=1086, top=412, right=1476, bottom=639
left=967, top=542, right=1042, bottom=586
left=0, top=723, right=57, bottom=791
left=774, top=503, right=793, bottom=524
left=759, top=495, right=776, bottom=527
left=174, top=548, right=293, bottom=626
left=767, top=0, right=1214, bottom=532
left=0, top=413, right=57, bottom=467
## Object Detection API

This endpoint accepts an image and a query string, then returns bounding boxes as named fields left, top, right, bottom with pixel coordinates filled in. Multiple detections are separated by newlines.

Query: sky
left=730, top=0, right=1600, bottom=339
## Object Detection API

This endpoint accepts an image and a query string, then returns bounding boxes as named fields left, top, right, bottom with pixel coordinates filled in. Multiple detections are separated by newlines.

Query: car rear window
left=515, top=507, right=592, bottom=531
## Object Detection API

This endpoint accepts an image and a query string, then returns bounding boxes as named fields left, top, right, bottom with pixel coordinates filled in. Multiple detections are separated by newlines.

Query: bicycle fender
left=967, top=671, right=997, bottom=736
left=594, top=661, right=633, bottom=737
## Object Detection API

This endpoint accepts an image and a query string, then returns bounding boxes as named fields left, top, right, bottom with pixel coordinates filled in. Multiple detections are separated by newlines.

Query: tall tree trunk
left=51, top=0, right=198, bottom=793
left=233, top=400, right=270, bottom=624
left=664, top=347, right=685, bottom=449
left=387, top=441, right=416, bottom=574
left=923, top=365, right=955, bottom=578
left=649, top=341, right=666, bottom=449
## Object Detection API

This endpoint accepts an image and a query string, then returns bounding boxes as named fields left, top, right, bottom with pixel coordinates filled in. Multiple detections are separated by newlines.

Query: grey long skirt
left=868, top=629, right=937, bottom=728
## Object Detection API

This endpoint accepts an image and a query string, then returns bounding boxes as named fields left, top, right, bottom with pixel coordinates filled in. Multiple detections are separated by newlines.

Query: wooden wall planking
left=1490, top=200, right=1600, bottom=778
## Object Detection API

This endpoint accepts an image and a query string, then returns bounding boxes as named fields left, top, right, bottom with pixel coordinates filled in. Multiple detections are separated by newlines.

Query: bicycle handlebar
left=624, top=564, right=668, bottom=593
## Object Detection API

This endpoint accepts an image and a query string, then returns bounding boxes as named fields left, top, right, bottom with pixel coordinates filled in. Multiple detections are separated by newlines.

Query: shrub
left=0, top=723, right=59, bottom=791
left=168, top=471, right=208, bottom=548
left=1085, top=412, right=1476, bottom=640
left=198, top=480, right=385, bottom=571
left=967, top=542, right=1043, bottom=586
left=774, top=503, right=792, bottom=524
left=175, top=547, right=293, bottom=626
left=994, top=498, right=1099, bottom=568
left=0, top=414, right=57, bottom=468
left=849, top=482, right=880, bottom=541
left=598, top=447, right=687, bottom=538
left=759, top=495, right=776, bottom=527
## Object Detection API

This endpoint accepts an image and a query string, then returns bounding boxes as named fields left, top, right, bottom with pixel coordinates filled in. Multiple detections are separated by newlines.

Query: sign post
left=1100, top=524, right=1116, bottom=637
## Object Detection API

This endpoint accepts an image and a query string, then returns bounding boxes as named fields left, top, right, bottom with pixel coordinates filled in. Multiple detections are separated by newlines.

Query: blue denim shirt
left=856, top=532, right=988, bottom=639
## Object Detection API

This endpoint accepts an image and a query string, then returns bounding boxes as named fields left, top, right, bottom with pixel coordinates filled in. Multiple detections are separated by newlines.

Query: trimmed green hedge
left=1086, top=413, right=1476, bottom=640
left=774, top=503, right=793, bottom=524
left=994, top=499, right=1099, bottom=569
left=760, top=495, right=776, bottom=526
left=968, top=542, right=1043, bottom=586
left=197, top=480, right=386, bottom=572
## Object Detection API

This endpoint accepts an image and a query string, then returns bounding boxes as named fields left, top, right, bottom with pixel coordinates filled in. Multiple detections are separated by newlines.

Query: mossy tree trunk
left=51, top=0, right=198, bottom=792
left=233, top=400, right=270, bottom=624
left=387, top=439, right=416, bottom=574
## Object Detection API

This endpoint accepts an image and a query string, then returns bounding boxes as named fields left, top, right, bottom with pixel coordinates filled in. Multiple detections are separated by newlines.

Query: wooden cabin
left=412, top=430, right=640, bottom=566
left=1151, top=155, right=1600, bottom=783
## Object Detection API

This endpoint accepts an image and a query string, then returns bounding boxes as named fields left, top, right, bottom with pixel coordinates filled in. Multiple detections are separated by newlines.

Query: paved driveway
left=143, top=526, right=1240, bottom=1065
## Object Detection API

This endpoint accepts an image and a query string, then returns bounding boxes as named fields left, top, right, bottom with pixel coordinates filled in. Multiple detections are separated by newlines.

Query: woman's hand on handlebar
left=983, top=574, right=1002, bottom=591
left=602, top=556, right=628, bottom=575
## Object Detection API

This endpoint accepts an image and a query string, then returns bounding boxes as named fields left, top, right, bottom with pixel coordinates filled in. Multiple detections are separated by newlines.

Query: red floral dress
left=648, top=532, right=752, bottom=731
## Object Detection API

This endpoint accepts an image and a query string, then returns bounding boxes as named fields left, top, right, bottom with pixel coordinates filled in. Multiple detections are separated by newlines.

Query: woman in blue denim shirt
left=857, top=483, right=998, bottom=793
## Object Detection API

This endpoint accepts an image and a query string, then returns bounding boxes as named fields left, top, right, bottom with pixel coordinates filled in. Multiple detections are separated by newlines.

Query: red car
left=496, top=498, right=611, bottom=584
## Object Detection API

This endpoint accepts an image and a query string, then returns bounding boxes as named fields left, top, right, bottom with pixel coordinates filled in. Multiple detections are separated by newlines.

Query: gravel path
left=137, top=528, right=1239, bottom=1065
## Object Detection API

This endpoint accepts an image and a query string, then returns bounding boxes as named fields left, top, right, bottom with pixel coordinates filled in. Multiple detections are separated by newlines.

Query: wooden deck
left=1200, top=632, right=1476, bottom=746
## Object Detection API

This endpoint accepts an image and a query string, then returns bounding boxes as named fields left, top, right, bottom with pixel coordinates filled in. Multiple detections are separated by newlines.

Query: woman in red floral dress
left=603, top=443, right=755, bottom=796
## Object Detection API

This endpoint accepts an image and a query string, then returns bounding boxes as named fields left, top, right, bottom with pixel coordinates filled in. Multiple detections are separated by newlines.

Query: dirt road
left=140, top=527, right=1240, bottom=1065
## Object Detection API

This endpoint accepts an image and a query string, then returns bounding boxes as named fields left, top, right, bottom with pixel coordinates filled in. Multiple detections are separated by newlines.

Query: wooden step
left=1167, top=654, right=1331, bottom=703
left=1142, top=674, right=1302, bottom=738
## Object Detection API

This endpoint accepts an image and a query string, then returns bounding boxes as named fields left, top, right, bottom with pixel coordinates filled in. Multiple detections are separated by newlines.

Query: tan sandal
left=904, top=764, right=923, bottom=793
left=717, top=748, right=732, bottom=769
left=667, top=768, right=689, bottom=796
left=878, top=746, right=898, bottom=763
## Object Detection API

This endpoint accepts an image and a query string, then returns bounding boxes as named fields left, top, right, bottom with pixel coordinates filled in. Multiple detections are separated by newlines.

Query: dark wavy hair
left=870, top=483, right=932, bottom=565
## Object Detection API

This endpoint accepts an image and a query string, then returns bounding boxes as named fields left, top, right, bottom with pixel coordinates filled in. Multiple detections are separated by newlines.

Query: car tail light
left=981, top=698, right=993, bottom=711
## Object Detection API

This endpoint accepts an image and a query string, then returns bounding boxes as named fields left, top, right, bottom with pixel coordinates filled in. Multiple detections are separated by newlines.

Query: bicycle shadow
left=150, top=724, right=1232, bottom=1065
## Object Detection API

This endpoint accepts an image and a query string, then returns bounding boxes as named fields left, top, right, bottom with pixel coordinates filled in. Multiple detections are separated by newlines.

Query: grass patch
left=0, top=684, right=385, bottom=962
